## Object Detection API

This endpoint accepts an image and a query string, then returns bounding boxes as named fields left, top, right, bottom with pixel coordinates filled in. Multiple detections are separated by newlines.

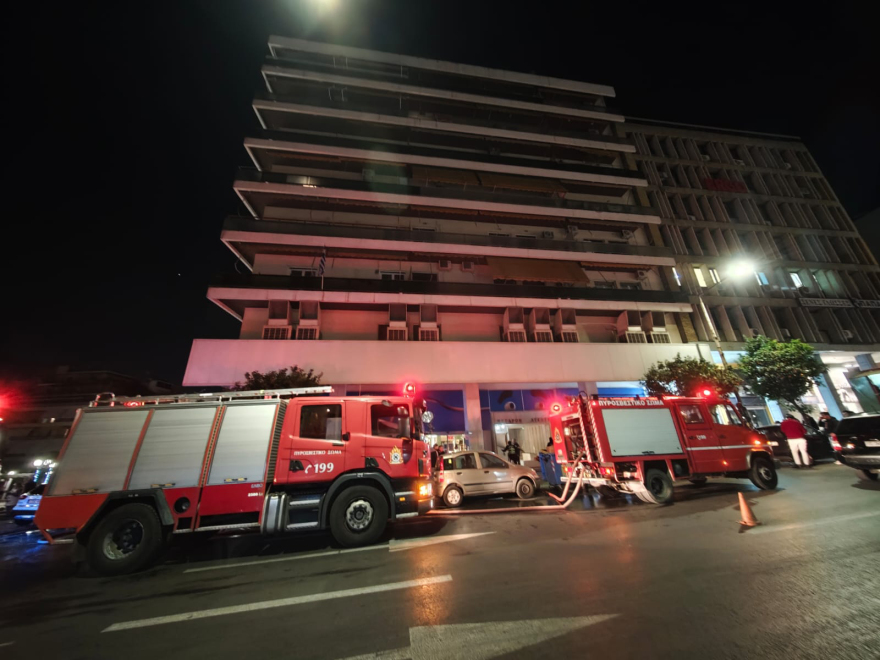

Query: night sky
left=6, top=1, right=878, bottom=384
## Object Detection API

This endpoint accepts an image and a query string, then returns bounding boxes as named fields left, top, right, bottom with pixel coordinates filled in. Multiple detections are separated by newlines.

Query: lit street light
left=696, top=259, right=757, bottom=367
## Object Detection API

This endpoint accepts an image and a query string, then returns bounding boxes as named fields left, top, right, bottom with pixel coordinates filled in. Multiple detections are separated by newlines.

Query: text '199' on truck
left=34, top=385, right=433, bottom=575
left=549, top=393, right=778, bottom=503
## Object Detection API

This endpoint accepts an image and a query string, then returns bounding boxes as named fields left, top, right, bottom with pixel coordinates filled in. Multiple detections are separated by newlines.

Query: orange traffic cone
left=738, top=492, right=761, bottom=527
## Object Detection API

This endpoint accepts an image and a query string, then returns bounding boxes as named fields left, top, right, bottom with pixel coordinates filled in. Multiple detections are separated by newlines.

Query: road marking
left=388, top=532, right=495, bottom=552
left=337, top=615, right=618, bottom=660
left=183, top=544, right=384, bottom=573
left=751, top=510, right=880, bottom=535
left=103, top=575, right=452, bottom=632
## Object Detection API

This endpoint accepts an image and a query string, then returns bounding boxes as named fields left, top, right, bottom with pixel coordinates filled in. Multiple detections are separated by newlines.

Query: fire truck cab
left=549, top=394, right=777, bottom=504
left=35, top=386, right=433, bottom=575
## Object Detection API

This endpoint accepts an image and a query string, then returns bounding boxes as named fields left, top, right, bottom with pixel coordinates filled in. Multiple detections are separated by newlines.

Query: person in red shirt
left=780, top=414, right=811, bottom=468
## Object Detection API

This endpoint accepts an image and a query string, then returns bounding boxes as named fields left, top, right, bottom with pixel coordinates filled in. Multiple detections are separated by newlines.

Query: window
left=290, top=268, right=317, bottom=278
left=262, top=326, right=291, bottom=340
left=489, top=232, right=510, bottom=238
left=709, top=268, right=720, bottom=284
left=411, top=272, right=438, bottom=282
left=444, top=453, right=477, bottom=471
left=619, top=282, right=641, bottom=291
left=790, top=272, right=803, bottom=288
left=515, top=234, right=537, bottom=241
left=594, top=281, right=616, bottom=289
left=679, top=405, right=705, bottom=425
left=672, top=267, right=682, bottom=286
left=755, top=272, right=769, bottom=286
left=295, top=326, right=318, bottom=340
left=709, top=404, right=742, bottom=426
left=299, top=405, right=342, bottom=440
left=693, top=267, right=708, bottom=288
left=479, top=453, right=508, bottom=468
left=371, top=404, right=411, bottom=438
left=380, top=271, right=406, bottom=281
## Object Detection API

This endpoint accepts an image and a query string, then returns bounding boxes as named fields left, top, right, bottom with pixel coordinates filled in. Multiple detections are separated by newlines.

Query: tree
left=642, top=354, right=741, bottom=398
left=738, top=335, right=825, bottom=415
left=233, top=366, right=323, bottom=391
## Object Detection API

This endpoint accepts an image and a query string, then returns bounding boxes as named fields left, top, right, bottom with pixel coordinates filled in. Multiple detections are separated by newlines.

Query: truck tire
left=86, top=503, right=164, bottom=576
left=857, top=469, right=878, bottom=482
left=641, top=469, right=674, bottom=504
left=515, top=478, right=535, bottom=500
left=748, top=455, right=778, bottom=490
left=329, top=485, right=389, bottom=547
left=442, top=486, right=463, bottom=508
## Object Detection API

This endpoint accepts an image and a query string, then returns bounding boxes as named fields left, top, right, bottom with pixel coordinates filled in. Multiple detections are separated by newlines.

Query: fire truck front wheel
left=748, top=455, right=778, bottom=490
left=329, top=485, right=389, bottom=547
left=641, top=469, right=674, bottom=504
left=86, top=504, right=164, bottom=576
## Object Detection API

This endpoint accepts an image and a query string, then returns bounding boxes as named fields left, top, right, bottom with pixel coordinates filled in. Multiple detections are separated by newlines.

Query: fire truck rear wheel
left=749, top=455, right=778, bottom=490
left=86, top=504, right=164, bottom=576
left=329, top=485, right=389, bottom=547
left=642, top=469, right=674, bottom=504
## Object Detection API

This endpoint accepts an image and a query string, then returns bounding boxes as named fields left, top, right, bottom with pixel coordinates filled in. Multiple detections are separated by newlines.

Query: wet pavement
left=1, top=462, right=877, bottom=659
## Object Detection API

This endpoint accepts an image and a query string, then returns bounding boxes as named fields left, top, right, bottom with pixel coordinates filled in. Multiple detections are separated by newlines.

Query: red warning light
left=701, top=389, right=712, bottom=397
left=123, top=401, right=144, bottom=408
left=402, top=382, right=416, bottom=397
left=550, top=402, right=563, bottom=414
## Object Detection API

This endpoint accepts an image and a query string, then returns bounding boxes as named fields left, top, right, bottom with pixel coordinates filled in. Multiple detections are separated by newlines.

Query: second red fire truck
left=549, top=393, right=778, bottom=503
left=35, top=386, right=433, bottom=575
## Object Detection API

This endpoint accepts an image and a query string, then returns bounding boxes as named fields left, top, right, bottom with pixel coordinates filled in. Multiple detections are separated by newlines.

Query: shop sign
left=702, top=178, right=748, bottom=193
left=492, top=411, right=549, bottom=424
left=598, top=399, right=665, bottom=407
left=799, top=298, right=853, bottom=308
left=852, top=299, right=880, bottom=309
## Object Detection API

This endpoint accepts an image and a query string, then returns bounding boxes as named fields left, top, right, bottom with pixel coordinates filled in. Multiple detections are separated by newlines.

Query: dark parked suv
left=758, top=425, right=834, bottom=463
left=830, top=414, right=880, bottom=481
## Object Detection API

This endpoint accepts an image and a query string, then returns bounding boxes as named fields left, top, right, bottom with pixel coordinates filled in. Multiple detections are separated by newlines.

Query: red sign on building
left=703, top=178, right=748, bottom=193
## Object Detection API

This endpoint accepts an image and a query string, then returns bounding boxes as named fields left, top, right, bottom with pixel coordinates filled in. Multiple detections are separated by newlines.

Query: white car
left=12, top=484, right=44, bottom=526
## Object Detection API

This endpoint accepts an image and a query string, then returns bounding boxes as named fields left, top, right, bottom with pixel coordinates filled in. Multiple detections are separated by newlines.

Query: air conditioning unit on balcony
left=617, top=310, right=646, bottom=343
left=624, top=331, right=648, bottom=343
left=504, top=330, right=527, bottom=342
left=527, top=307, right=553, bottom=343
left=438, top=259, right=452, bottom=271
left=295, top=301, right=321, bottom=340
left=295, top=326, right=318, bottom=340
left=262, top=325, right=291, bottom=340
left=552, top=308, right=578, bottom=343
left=503, top=306, right=526, bottom=342
left=541, top=231, right=554, bottom=239
left=419, top=328, right=440, bottom=341
left=636, top=270, right=649, bottom=280
left=387, top=328, right=408, bottom=341
left=621, top=230, right=634, bottom=240
left=461, top=261, right=475, bottom=272
left=651, top=332, right=671, bottom=344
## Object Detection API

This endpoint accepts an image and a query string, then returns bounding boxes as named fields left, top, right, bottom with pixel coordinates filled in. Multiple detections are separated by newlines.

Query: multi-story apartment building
left=183, top=37, right=701, bottom=454
left=621, top=119, right=880, bottom=416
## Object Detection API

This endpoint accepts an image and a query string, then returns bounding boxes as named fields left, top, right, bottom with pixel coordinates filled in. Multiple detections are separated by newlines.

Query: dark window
left=411, top=272, right=438, bottom=282
left=837, top=416, right=880, bottom=435
left=371, top=404, right=410, bottom=438
left=479, top=453, right=508, bottom=468
left=299, top=405, right=342, bottom=440
left=679, top=405, right=705, bottom=425
left=444, top=453, right=477, bottom=471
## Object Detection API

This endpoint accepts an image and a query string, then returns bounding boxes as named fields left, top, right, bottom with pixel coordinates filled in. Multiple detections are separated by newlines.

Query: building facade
left=183, top=37, right=702, bottom=455
left=620, top=120, right=880, bottom=418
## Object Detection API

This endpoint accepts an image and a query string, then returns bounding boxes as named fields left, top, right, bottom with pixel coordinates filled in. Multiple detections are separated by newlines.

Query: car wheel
left=442, top=486, right=463, bottom=508
left=86, top=504, right=164, bottom=576
left=857, top=469, right=878, bottom=482
left=515, top=479, right=535, bottom=500
left=329, top=485, right=389, bottom=548
left=749, top=455, right=778, bottom=490
left=641, top=469, right=674, bottom=504
left=688, top=477, right=708, bottom=488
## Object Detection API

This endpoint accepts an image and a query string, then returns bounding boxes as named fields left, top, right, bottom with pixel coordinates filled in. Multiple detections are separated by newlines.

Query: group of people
left=779, top=409, right=849, bottom=468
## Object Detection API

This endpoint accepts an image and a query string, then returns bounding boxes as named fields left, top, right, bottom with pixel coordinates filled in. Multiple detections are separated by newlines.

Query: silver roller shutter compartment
left=207, top=403, right=279, bottom=486
left=601, top=408, right=684, bottom=457
left=128, top=407, right=218, bottom=490
left=50, top=410, right=151, bottom=495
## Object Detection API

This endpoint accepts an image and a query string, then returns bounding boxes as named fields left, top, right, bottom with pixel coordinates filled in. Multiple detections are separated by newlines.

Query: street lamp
left=695, top=259, right=756, bottom=367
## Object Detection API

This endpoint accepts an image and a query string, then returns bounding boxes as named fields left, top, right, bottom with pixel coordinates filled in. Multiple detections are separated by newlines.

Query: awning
left=486, top=257, right=590, bottom=283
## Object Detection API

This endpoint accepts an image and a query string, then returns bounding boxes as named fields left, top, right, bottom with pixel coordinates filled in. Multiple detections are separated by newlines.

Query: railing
left=223, top=217, right=671, bottom=260
left=212, top=273, right=689, bottom=305
left=235, top=168, right=657, bottom=219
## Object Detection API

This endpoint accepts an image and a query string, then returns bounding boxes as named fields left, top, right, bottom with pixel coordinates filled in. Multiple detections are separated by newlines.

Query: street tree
left=234, top=366, right=323, bottom=391
left=642, top=354, right=740, bottom=397
left=738, top=335, right=825, bottom=415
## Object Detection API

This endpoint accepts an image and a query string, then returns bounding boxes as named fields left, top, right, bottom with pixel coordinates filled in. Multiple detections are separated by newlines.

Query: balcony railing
left=212, top=273, right=689, bottom=305
left=223, top=217, right=672, bottom=261
left=235, top=169, right=657, bottom=220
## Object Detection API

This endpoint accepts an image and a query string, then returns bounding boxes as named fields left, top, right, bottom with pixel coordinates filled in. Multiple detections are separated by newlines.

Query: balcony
left=183, top=338, right=703, bottom=387
left=234, top=169, right=659, bottom=225
left=222, top=217, right=676, bottom=267
left=211, top=273, right=688, bottom=306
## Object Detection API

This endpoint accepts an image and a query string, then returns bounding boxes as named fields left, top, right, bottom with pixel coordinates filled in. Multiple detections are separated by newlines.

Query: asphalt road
left=1, top=463, right=878, bottom=660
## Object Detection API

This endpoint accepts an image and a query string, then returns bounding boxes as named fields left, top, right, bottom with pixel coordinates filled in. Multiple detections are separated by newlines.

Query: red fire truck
left=35, top=386, right=433, bottom=575
left=549, top=393, right=778, bottom=503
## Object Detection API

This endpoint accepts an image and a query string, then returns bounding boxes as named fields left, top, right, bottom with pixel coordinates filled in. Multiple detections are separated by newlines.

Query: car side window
left=479, top=453, right=507, bottom=469
left=299, top=405, right=342, bottom=440
left=679, top=405, right=705, bottom=425
left=455, top=454, right=477, bottom=470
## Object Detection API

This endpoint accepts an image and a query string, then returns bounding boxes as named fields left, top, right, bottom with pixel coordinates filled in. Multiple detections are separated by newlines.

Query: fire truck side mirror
left=342, top=432, right=351, bottom=442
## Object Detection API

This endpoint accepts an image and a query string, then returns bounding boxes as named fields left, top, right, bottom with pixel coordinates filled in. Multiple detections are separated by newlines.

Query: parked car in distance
left=434, top=451, right=539, bottom=507
left=758, top=425, right=834, bottom=463
left=830, top=414, right=880, bottom=481
left=12, top=484, right=45, bottom=526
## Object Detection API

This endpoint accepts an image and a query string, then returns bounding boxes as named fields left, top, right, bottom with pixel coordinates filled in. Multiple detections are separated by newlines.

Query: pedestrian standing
left=802, top=412, right=819, bottom=431
left=780, top=414, right=811, bottom=468
left=511, top=439, right=522, bottom=465
left=502, top=439, right=515, bottom=462
left=818, top=411, right=839, bottom=435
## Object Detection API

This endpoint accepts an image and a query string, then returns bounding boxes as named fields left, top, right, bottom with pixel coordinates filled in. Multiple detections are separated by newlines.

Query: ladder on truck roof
left=89, top=386, right=334, bottom=407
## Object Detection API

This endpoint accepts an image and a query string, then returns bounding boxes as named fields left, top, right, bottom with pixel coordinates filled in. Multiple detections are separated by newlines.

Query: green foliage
left=738, top=336, right=825, bottom=413
left=234, top=366, right=323, bottom=391
left=642, top=354, right=741, bottom=397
